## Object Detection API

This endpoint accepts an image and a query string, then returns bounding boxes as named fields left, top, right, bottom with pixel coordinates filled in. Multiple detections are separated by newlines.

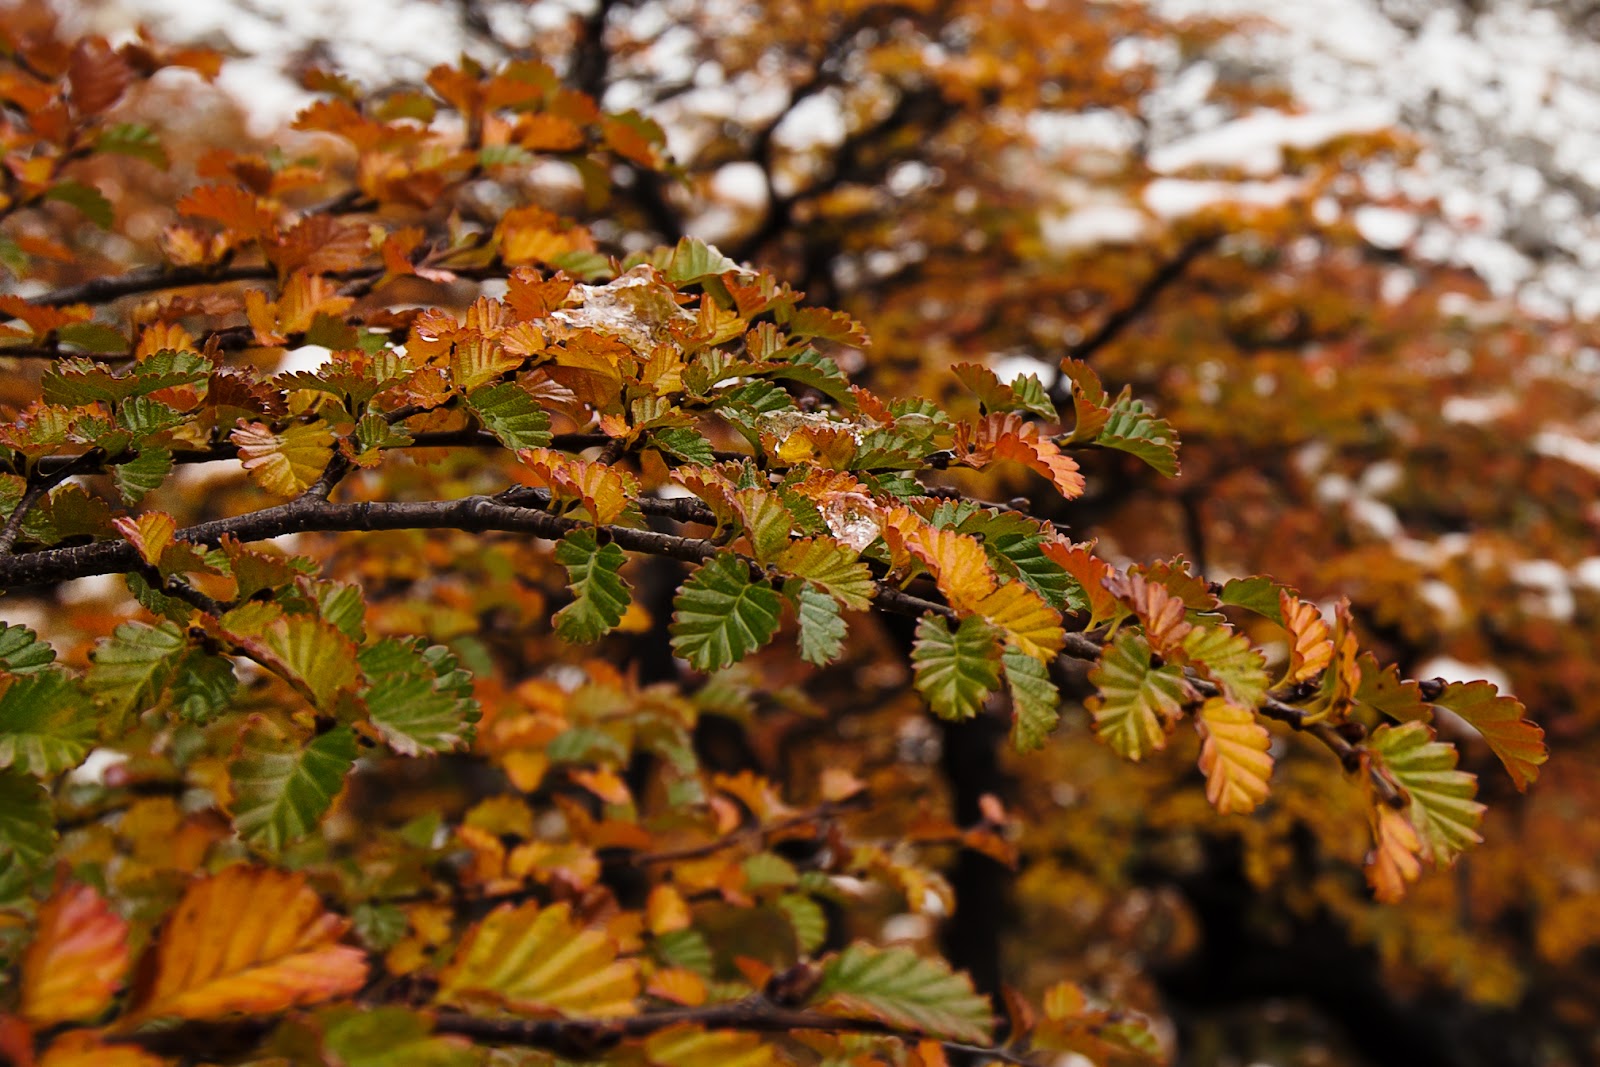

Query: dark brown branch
left=32, top=263, right=280, bottom=307
left=431, top=997, right=1037, bottom=1066
left=632, top=794, right=870, bottom=865
left=0, top=449, right=103, bottom=554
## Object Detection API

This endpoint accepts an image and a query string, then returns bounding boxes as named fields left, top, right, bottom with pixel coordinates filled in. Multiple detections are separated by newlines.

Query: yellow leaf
left=644, top=1025, right=775, bottom=1067
left=885, top=511, right=996, bottom=612
left=450, top=333, right=524, bottom=392
left=126, top=866, right=367, bottom=1021
left=646, top=885, right=691, bottom=935
left=516, top=447, right=636, bottom=525
left=436, top=901, right=639, bottom=1018
left=646, top=968, right=709, bottom=1006
left=21, top=883, right=130, bottom=1026
left=112, top=512, right=177, bottom=569
left=1195, top=698, right=1273, bottom=815
left=232, top=420, right=335, bottom=498
left=973, top=582, right=1064, bottom=661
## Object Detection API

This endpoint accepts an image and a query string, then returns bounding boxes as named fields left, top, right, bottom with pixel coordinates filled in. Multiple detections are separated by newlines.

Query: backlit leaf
left=911, top=614, right=1001, bottom=720
left=669, top=552, right=783, bottom=672
left=232, top=420, right=336, bottom=497
left=1370, top=721, right=1484, bottom=868
left=212, top=602, right=360, bottom=711
left=1366, top=800, right=1422, bottom=904
left=775, top=538, right=875, bottom=611
left=1180, top=623, right=1269, bottom=709
left=127, top=866, right=367, bottom=1020
left=1195, top=698, right=1273, bottom=815
left=318, top=1006, right=477, bottom=1067
left=466, top=381, right=552, bottom=450
left=645, top=1026, right=775, bottom=1067
left=1095, top=389, right=1179, bottom=477
left=1086, top=631, right=1191, bottom=760
left=437, top=900, right=639, bottom=1017
left=1429, top=679, right=1546, bottom=791
left=812, top=942, right=993, bottom=1045
left=974, top=581, right=1065, bottom=661
left=20, top=882, right=130, bottom=1025
left=228, top=718, right=357, bottom=851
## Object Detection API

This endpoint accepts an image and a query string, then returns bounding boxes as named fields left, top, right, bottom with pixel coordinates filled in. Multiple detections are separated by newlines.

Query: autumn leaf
left=232, top=419, right=336, bottom=497
left=1086, top=631, right=1191, bottom=760
left=1428, top=679, right=1547, bottom=791
left=1365, top=800, right=1422, bottom=904
left=126, top=865, right=367, bottom=1020
left=436, top=900, right=639, bottom=1017
left=1370, top=721, right=1484, bottom=868
left=228, top=718, right=357, bottom=851
left=1195, top=698, right=1273, bottom=815
left=20, top=882, right=130, bottom=1025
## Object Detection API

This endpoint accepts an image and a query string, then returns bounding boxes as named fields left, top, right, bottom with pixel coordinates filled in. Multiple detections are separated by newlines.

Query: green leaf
left=352, top=903, right=410, bottom=952
left=553, top=529, right=631, bottom=643
left=1095, top=390, right=1179, bottom=477
left=990, top=532, right=1081, bottom=612
left=170, top=650, right=239, bottom=725
left=1086, top=631, right=1190, bottom=760
left=95, top=123, right=169, bottom=167
left=777, top=893, right=828, bottom=955
left=1003, top=646, right=1059, bottom=751
left=44, top=180, right=113, bottom=228
left=85, top=620, right=187, bottom=726
left=56, top=321, right=130, bottom=353
left=359, top=639, right=480, bottom=756
left=228, top=719, right=357, bottom=852
left=0, top=623, right=55, bottom=674
left=791, top=582, right=847, bottom=666
left=669, top=552, right=783, bottom=672
left=214, top=602, right=360, bottom=711
left=812, top=943, right=993, bottom=1045
left=113, top=447, right=173, bottom=504
left=1180, top=624, right=1269, bottom=709
left=654, top=927, right=714, bottom=977
left=0, top=670, right=95, bottom=775
left=318, top=1006, right=476, bottom=1067
left=1370, top=721, right=1485, bottom=867
left=0, top=769, right=55, bottom=889
left=466, top=381, right=552, bottom=450
left=1218, top=576, right=1286, bottom=624
left=911, top=614, right=1001, bottom=721
left=649, top=426, right=717, bottom=465
left=666, top=236, right=745, bottom=284
left=1429, top=679, right=1546, bottom=792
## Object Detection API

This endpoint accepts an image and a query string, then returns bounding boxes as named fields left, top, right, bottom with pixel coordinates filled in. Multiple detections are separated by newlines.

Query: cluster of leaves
left=0, top=3, right=1566, bottom=1066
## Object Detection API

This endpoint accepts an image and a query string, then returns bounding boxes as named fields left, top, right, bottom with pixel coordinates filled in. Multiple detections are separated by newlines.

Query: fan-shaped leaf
left=669, top=553, right=783, bottom=672
left=812, top=942, right=993, bottom=1045
left=228, top=718, right=357, bottom=852
left=1096, top=390, right=1179, bottom=476
left=791, top=582, right=847, bottom=666
left=127, top=866, right=367, bottom=1020
left=1370, top=721, right=1484, bottom=868
left=213, top=602, right=360, bottom=711
left=553, top=529, right=631, bottom=643
left=776, top=538, right=874, bottom=610
left=20, top=883, right=130, bottom=1025
left=359, top=640, right=480, bottom=755
left=466, top=381, right=552, bottom=450
left=1429, top=679, right=1546, bottom=791
left=1086, top=631, right=1191, bottom=760
left=1003, top=646, right=1059, bottom=752
left=912, top=614, right=1001, bottom=721
left=0, top=623, right=55, bottom=674
left=232, top=419, right=335, bottom=497
left=1181, top=623, right=1269, bottom=709
left=1196, top=698, right=1273, bottom=815
left=0, top=671, right=96, bottom=776
left=437, top=900, right=639, bottom=1017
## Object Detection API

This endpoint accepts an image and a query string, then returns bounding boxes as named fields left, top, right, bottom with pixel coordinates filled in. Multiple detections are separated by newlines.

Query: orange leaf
left=1366, top=801, right=1422, bottom=904
left=955, top=413, right=1084, bottom=499
left=68, top=38, right=133, bottom=117
left=20, top=883, right=130, bottom=1026
left=231, top=420, right=335, bottom=498
left=38, top=1031, right=165, bottom=1067
left=1279, top=592, right=1332, bottom=684
left=883, top=509, right=996, bottom=612
left=126, top=866, right=367, bottom=1021
left=176, top=184, right=274, bottom=241
left=1039, top=540, right=1125, bottom=629
left=973, top=581, right=1064, bottom=661
left=1195, top=698, right=1273, bottom=815
left=1104, top=571, right=1191, bottom=657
